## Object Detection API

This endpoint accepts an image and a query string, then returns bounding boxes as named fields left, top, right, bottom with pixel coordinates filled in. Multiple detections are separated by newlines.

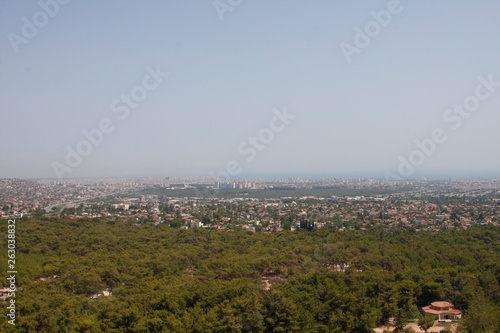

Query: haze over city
left=1, top=0, right=499, bottom=180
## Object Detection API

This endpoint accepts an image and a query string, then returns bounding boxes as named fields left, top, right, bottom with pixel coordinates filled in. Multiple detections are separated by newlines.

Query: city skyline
left=1, top=1, right=500, bottom=180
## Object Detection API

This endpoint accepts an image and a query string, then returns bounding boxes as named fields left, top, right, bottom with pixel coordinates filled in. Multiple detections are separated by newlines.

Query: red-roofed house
left=422, top=301, right=462, bottom=321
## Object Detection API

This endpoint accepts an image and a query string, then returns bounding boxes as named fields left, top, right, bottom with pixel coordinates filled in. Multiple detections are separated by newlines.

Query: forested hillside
left=0, top=218, right=499, bottom=332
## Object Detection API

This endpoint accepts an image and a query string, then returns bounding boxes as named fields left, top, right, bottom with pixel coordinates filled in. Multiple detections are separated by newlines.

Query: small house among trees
left=422, top=301, right=462, bottom=321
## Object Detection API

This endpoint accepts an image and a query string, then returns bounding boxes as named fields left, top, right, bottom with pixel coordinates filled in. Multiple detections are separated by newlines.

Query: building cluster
left=215, top=181, right=256, bottom=189
left=37, top=192, right=499, bottom=233
left=0, top=178, right=147, bottom=217
left=1, top=178, right=499, bottom=233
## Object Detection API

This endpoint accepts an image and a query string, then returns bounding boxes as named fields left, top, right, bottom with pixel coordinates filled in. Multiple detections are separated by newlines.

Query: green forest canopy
left=0, top=217, right=499, bottom=332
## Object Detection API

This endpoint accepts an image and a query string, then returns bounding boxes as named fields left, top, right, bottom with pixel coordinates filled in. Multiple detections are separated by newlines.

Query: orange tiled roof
left=422, top=306, right=462, bottom=315
left=422, top=301, right=462, bottom=315
left=431, top=301, right=454, bottom=308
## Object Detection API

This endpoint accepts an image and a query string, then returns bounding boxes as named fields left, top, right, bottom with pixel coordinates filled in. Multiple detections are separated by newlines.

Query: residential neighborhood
left=1, top=177, right=499, bottom=233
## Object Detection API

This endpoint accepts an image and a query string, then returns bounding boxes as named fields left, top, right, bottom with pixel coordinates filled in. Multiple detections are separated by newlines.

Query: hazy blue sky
left=1, top=0, right=499, bottom=180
